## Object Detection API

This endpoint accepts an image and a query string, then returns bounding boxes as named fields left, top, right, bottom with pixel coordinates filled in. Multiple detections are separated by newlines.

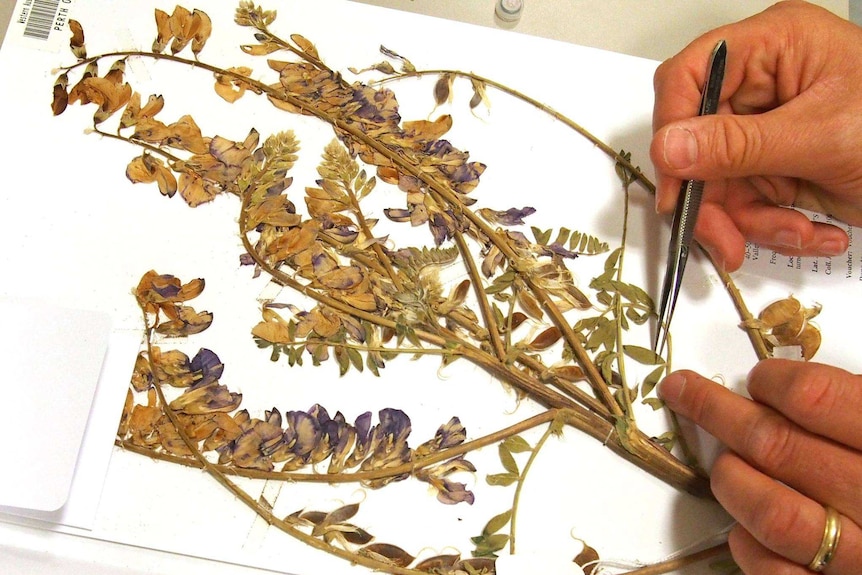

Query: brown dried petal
left=166, top=115, right=208, bottom=153
left=798, top=324, right=822, bottom=360
left=758, top=297, right=802, bottom=329
left=69, top=19, right=86, bottom=59
left=126, top=153, right=177, bottom=198
left=70, top=76, right=132, bottom=123
left=433, top=73, right=452, bottom=106
left=155, top=305, right=213, bottom=336
left=290, top=33, right=319, bottom=60
left=153, top=8, right=171, bottom=53
left=415, top=554, right=460, bottom=573
left=168, top=6, right=193, bottom=54
left=52, top=73, right=69, bottom=116
left=317, top=266, right=364, bottom=291
left=251, top=308, right=294, bottom=344
left=359, top=543, right=414, bottom=568
left=169, top=381, right=242, bottom=415
left=178, top=170, right=220, bottom=206
left=214, top=67, right=255, bottom=103
left=191, top=9, right=212, bottom=56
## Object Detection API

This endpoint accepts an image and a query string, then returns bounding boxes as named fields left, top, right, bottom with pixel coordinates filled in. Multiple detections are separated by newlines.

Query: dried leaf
left=325, top=502, right=359, bottom=524
left=433, top=73, right=453, bottom=106
left=640, top=365, right=666, bottom=398
left=498, top=444, right=519, bottom=475
left=482, top=510, right=512, bottom=536
left=501, top=436, right=531, bottom=453
left=574, top=541, right=601, bottom=575
left=550, top=365, right=586, bottom=383
left=486, top=472, right=518, bottom=487
left=622, top=345, right=663, bottom=366
left=527, top=326, right=561, bottom=351
left=469, top=78, right=490, bottom=110
left=473, top=533, right=508, bottom=556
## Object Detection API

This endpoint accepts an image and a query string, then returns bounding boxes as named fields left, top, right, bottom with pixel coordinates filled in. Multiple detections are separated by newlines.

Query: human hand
left=651, top=1, right=862, bottom=272
left=658, top=359, right=862, bottom=573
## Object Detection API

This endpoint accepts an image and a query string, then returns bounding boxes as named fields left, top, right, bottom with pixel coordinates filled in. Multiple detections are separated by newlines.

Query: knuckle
left=787, top=369, right=840, bottom=422
left=680, top=375, right=718, bottom=423
left=748, top=492, right=808, bottom=552
left=653, top=61, right=670, bottom=90
left=744, top=413, right=798, bottom=471
left=709, top=116, right=765, bottom=173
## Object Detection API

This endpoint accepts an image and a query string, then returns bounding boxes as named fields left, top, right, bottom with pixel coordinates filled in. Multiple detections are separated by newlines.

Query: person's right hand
left=651, top=0, right=862, bottom=272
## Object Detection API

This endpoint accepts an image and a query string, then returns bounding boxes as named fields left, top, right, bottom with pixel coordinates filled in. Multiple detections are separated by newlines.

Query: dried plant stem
left=709, top=252, right=769, bottom=361
left=508, top=418, right=558, bottom=554
left=613, top=182, right=635, bottom=417
left=452, top=229, right=507, bottom=361
left=345, top=180, right=405, bottom=292
left=621, top=542, right=731, bottom=575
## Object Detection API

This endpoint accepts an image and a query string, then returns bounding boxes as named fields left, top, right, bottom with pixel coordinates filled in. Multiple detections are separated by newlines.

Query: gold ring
left=808, top=505, right=842, bottom=572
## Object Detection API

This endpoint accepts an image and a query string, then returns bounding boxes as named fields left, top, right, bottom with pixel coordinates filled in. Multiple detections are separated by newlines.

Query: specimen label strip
left=22, top=0, right=61, bottom=41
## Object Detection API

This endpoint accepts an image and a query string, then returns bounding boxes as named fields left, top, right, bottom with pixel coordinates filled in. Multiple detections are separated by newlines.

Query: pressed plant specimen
left=49, top=3, right=814, bottom=574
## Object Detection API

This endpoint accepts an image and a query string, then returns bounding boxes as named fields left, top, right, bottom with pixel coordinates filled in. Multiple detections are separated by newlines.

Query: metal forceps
left=654, top=39, right=727, bottom=355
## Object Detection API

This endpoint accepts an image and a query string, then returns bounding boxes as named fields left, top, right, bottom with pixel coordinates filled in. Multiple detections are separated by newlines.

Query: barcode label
left=23, top=0, right=62, bottom=41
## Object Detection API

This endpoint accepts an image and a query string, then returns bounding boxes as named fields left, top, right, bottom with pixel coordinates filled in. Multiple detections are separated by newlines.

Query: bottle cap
left=495, top=0, right=523, bottom=23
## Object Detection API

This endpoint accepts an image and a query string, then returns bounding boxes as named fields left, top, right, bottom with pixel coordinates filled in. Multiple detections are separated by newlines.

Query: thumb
left=651, top=110, right=813, bottom=182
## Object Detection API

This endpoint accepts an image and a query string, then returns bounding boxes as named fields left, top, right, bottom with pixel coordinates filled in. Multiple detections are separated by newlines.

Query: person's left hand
left=658, top=358, right=862, bottom=573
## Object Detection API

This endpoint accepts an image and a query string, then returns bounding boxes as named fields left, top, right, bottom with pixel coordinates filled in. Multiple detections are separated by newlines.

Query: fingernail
left=663, top=127, right=698, bottom=170
left=816, top=239, right=846, bottom=257
left=774, top=230, right=802, bottom=250
left=657, top=373, right=687, bottom=405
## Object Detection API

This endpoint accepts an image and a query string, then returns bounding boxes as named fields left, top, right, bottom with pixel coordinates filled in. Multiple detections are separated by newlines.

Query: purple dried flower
left=540, top=243, right=579, bottom=259
left=416, top=456, right=476, bottom=505
left=416, top=416, right=467, bottom=457
left=189, top=348, right=224, bottom=388
left=479, top=207, right=536, bottom=227
left=284, top=410, right=321, bottom=459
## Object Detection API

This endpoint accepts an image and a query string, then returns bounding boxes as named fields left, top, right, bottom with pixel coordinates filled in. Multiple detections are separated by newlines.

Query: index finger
left=747, top=359, right=862, bottom=452
left=657, top=369, right=862, bottom=522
